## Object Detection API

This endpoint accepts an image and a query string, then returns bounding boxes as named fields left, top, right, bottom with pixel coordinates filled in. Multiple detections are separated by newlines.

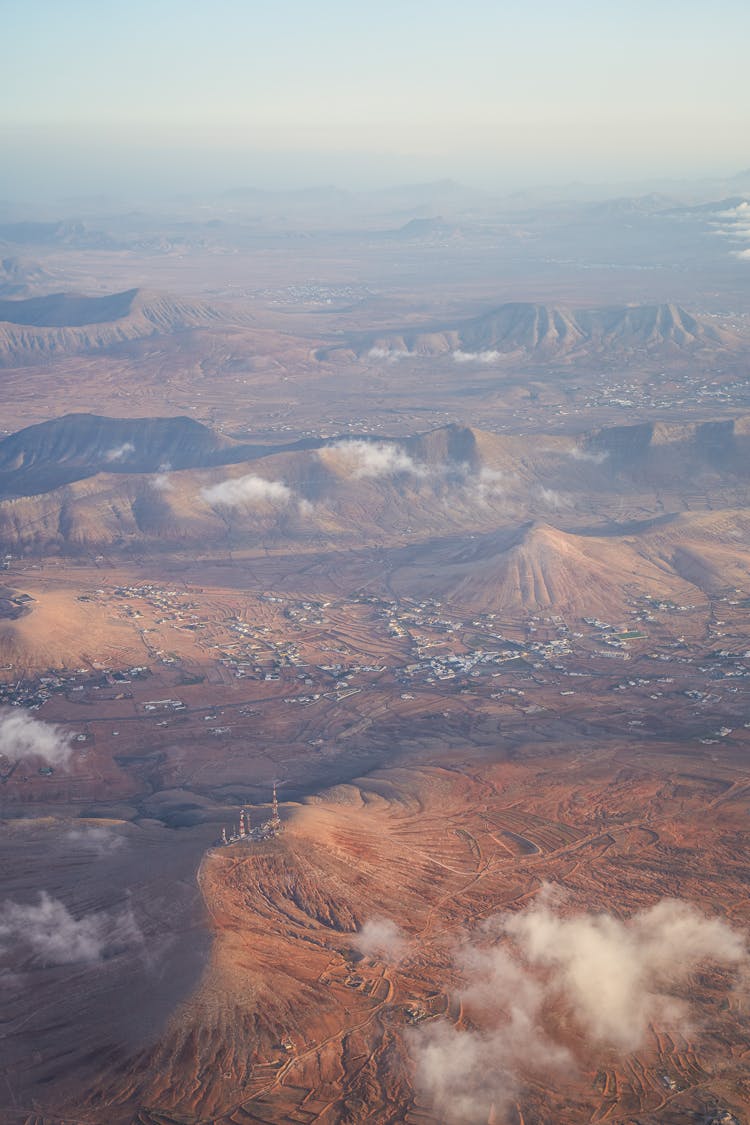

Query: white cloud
left=353, top=917, right=408, bottom=962
left=200, top=474, right=293, bottom=508
left=566, top=445, right=608, bottom=463
left=322, top=440, right=426, bottom=479
left=151, top=461, right=174, bottom=491
left=105, top=441, right=136, bottom=463
left=501, top=891, right=746, bottom=1052
left=473, top=466, right=509, bottom=500
left=409, top=941, right=570, bottom=1123
left=534, top=485, right=573, bottom=510
left=711, top=200, right=750, bottom=260
left=409, top=892, right=747, bottom=1123
left=367, top=346, right=409, bottom=364
left=0, top=892, right=143, bottom=965
left=0, top=709, right=76, bottom=768
left=716, top=201, right=750, bottom=219
left=66, top=824, right=126, bottom=855
left=452, top=349, right=502, bottom=364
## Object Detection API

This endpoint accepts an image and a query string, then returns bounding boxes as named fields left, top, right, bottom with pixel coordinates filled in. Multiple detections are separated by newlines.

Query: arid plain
left=1, top=184, right=750, bottom=1124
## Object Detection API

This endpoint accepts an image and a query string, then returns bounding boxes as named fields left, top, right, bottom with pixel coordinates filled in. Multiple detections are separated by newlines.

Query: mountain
left=582, top=416, right=750, bottom=481
left=0, top=219, right=114, bottom=249
left=391, top=522, right=686, bottom=619
left=335, top=301, right=740, bottom=362
left=0, top=288, right=234, bottom=365
left=379, top=216, right=466, bottom=241
left=392, top=512, right=750, bottom=619
left=1, top=414, right=750, bottom=574
left=0, top=413, right=253, bottom=497
left=0, top=256, right=55, bottom=297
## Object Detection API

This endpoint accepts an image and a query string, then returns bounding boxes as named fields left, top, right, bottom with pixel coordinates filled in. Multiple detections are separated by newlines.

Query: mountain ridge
left=333, top=301, right=740, bottom=361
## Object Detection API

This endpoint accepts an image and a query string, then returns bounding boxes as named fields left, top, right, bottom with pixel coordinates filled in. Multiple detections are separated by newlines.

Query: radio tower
left=270, top=783, right=281, bottom=830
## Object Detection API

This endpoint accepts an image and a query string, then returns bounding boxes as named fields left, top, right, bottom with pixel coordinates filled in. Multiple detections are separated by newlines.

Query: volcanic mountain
left=337, top=301, right=739, bottom=361
left=0, top=287, right=237, bottom=365
left=582, top=416, right=750, bottom=481
left=392, top=522, right=684, bottom=619
left=0, top=256, right=55, bottom=298
left=0, top=413, right=248, bottom=497
left=0, top=412, right=337, bottom=498
left=2, top=413, right=750, bottom=580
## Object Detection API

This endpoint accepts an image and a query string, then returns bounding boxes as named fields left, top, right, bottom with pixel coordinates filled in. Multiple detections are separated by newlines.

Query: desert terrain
left=1, top=183, right=750, bottom=1124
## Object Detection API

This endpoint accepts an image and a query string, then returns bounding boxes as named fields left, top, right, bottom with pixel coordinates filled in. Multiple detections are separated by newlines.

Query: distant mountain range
left=1, top=286, right=743, bottom=370
left=330, top=301, right=741, bottom=362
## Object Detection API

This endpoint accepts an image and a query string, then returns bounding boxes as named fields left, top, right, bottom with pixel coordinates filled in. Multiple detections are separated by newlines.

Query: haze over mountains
left=1, top=282, right=746, bottom=390
left=2, top=172, right=750, bottom=1125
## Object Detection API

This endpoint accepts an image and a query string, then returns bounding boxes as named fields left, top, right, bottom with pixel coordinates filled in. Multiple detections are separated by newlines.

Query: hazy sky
left=3, top=0, right=749, bottom=197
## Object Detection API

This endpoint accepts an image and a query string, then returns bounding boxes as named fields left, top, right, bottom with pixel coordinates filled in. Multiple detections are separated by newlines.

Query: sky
left=2, top=0, right=749, bottom=198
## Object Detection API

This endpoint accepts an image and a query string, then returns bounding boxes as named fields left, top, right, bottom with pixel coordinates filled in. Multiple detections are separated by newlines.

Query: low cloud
left=409, top=892, right=747, bottom=1123
left=368, top=346, right=409, bottom=364
left=501, top=892, right=746, bottom=1051
left=0, top=892, right=143, bottom=965
left=105, top=441, right=136, bottom=463
left=353, top=917, right=408, bottom=962
left=566, top=446, right=608, bottom=464
left=200, top=474, right=294, bottom=508
left=453, top=349, right=502, bottom=364
left=534, top=485, right=573, bottom=510
left=711, top=200, right=750, bottom=260
left=0, top=709, right=76, bottom=768
left=411, top=943, right=570, bottom=1123
left=151, top=461, right=174, bottom=491
left=66, top=824, right=127, bottom=855
left=472, top=466, right=510, bottom=501
left=322, top=440, right=426, bottom=479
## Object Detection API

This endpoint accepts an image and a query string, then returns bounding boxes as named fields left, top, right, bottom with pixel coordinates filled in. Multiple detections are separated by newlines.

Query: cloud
left=534, top=485, right=573, bottom=510
left=66, top=824, right=127, bottom=855
left=105, top=441, right=135, bottom=463
left=473, top=466, right=510, bottom=501
left=151, top=461, right=174, bottom=491
left=501, top=891, right=747, bottom=1052
left=409, top=892, right=747, bottom=1123
left=322, top=440, right=426, bottom=479
left=200, top=473, right=294, bottom=508
left=410, top=943, right=570, bottom=1122
left=452, top=349, right=502, bottom=364
left=710, top=200, right=750, bottom=260
left=0, top=709, right=76, bottom=768
left=0, top=892, right=143, bottom=965
left=353, top=917, right=408, bottom=962
left=566, top=445, right=608, bottom=463
left=367, top=346, right=409, bottom=364
left=716, top=201, right=750, bottom=220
